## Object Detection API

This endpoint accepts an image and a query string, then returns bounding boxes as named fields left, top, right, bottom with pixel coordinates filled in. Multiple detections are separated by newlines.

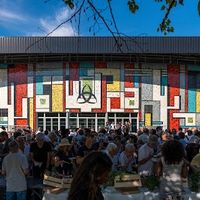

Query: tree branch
left=25, top=0, right=85, bottom=52
left=160, top=0, right=176, bottom=31
left=87, top=0, right=123, bottom=52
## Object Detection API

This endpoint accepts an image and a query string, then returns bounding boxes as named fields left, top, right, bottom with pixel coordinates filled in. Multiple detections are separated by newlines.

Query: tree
left=61, top=0, right=199, bottom=35
left=27, top=0, right=200, bottom=52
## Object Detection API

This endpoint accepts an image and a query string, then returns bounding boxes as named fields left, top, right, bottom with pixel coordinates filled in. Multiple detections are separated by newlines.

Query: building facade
left=1, top=37, right=200, bottom=131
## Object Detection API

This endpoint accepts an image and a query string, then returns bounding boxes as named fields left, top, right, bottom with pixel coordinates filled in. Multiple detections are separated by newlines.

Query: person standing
left=30, top=132, right=51, bottom=178
left=2, top=140, right=29, bottom=200
left=138, top=134, right=158, bottom=176
left=68, top=152, right=112, bottom=200
left=155, top=140, right=187, bottom=200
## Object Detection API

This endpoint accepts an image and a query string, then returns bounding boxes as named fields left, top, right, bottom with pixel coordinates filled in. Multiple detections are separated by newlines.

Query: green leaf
left=161, top=5, right=166, bottom=10
left=63, top=0, right=74, bottom=9
left=128, top=0, right=139, bottom=13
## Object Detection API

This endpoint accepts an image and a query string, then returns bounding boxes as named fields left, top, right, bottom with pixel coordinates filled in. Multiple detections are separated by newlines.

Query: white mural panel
left=173, top=113, right=196, bottom=126
left=36, top=95, right=50, bottom=109
left=66, top=74, right=101, bottom=112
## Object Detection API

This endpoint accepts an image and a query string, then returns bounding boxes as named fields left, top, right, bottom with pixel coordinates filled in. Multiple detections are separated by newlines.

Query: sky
left=0, top=0, right=200, bottom=37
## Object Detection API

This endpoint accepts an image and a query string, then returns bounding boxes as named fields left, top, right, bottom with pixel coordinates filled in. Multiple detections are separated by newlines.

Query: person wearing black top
left=68, top=152, right=112, bottom=200
left=30, top=132, right=51, bottom=178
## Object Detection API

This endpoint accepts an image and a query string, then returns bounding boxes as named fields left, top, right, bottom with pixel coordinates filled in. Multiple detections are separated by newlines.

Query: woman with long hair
left=155, top=140, right=187, bottom=200
left=68, top=151, right=112, bottom=200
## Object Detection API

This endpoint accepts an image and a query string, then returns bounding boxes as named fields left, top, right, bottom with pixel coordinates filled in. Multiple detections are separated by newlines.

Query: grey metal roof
left=1, top=36, right=200, bottom=54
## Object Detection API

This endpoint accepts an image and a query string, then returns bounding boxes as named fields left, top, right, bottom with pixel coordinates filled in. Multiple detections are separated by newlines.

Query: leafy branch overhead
left=63, top=0, right=200, bottom=35
left=28, top=0, right=200, bottom=52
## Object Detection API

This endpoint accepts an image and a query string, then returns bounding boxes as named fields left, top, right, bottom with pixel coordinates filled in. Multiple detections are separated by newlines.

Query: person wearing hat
left=54, top=138, right=73, bottom=176
left=138, top=134, right=158, bottom=176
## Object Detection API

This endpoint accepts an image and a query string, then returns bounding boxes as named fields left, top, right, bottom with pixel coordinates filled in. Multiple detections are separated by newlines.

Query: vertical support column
left=58, top=113, right=60, bottom=131
left=77, top=113, right=79, bottom=129
left=137, top=113, right=139, bottom=132
left=43, top=113, right=46, bottom=131
left=66, top=112, right=69, bottom=129
left=95, top=113, right=98, bottom=132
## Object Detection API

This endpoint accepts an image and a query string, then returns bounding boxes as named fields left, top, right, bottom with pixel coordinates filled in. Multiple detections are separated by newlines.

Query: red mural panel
left=125, top=76, right=134, bottom=88
left=124, top=109, right=134, bottom=113
left=15, top=119, right=28, bottom=126
left=110, top=97, right=120, bottom=109
left=92, top=75, right=107, bottom=113
left=70, top=109, right=80, bottom=113
left=95, top=62, right=107, bottom=68
left=124, top=63, right=134, bottom=88
left=168, top=65, right=180, bottom=130
left=125, top=92, right=134, bottom=97
left=8, top=64, right=28, bottom=117
left=15, top=64, right=28, bottom=117
left=69, top=63, right=79, bottom=96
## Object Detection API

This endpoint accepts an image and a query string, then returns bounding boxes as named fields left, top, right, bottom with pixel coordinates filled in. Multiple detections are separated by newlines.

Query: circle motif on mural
left=77, top=84, right=97, bottom=104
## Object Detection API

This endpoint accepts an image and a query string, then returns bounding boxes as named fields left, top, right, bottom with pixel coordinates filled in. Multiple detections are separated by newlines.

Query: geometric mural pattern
left=1, top=62, right=200, bottom=130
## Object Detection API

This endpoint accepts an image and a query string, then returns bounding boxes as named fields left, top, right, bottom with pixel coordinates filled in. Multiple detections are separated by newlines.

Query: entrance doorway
left=37, top=112, right=138, bottom=132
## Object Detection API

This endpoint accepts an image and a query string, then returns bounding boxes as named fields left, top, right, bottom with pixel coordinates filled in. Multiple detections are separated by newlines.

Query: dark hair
left=8, top=140, right=19, bottom=152
left=0, top=131, right=8, bottom=137
left=68, top=152, right=112, bottom=200
left=14, top=131, right=21, bottom=139
left=179, top=132, right=185, bottom=139
left=161, top=140, right=185, bottom=164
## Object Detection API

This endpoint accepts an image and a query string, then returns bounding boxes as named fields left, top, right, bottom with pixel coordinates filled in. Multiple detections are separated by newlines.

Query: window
left=69, top=119, right=77, bottom=129
left=79, top=113, right=95, bottom=117
left=0, top=109, right=8, bottom=117
left=116, top=113, right=129, bottom=117
left=45, top=113, right=58, bottom=117
left=97, top=119, right=105, bottom=129
left=37, top=113, right=43, bottom=117
left=60, top=113, right=66, bottom=117
left=53, top=118, right=58, bottom=131
left=97, top=113, right=105, bottom=117
left=60, top=118, right=66, bottom=129
left=70, top=113, right=77, bottom=117
left=38, top=118, right=43, bottom=131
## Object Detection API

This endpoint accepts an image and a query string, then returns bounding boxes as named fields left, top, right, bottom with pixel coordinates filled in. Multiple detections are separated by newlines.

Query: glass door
left=88, top=118, right=95, bottom=129
left=53, top=118, right=58, bottom=131
left=79, top=119, right=87, bottom=128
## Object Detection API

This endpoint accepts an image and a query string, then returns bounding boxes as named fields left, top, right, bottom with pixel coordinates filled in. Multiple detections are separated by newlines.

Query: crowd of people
left=0, top=123, right=200, bottom=200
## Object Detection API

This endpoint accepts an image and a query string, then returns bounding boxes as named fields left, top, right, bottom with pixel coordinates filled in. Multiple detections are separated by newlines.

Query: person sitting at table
left=68, top=151, right=112, bottom=200
left=155, top=140, right=187, bottom=200
left=105, top=142, right=118, bottom=170
left=119, top=143, right=137, bottom=172
left=54, top=138, right=73, bottom=176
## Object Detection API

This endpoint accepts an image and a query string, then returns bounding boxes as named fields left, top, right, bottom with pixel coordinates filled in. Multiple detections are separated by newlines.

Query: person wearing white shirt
left=119, top=143, right=136, bottom=172
left=138, top=135, right=158, bottom=176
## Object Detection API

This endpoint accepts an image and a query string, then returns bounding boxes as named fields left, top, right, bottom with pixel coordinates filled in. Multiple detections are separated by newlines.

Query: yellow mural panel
left=145, top=113, right=152, bottom=127
left=29, top=98, right=34, bottom=129
left=52, top=85, right=63, bottom=112
left=196, top=90, right=200, bottom=112
left=96, top=68, right=120, bottom=91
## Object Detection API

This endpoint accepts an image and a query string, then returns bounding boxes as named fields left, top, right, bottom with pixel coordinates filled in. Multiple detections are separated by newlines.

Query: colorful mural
left=0, top=62, right=200, bottom=131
